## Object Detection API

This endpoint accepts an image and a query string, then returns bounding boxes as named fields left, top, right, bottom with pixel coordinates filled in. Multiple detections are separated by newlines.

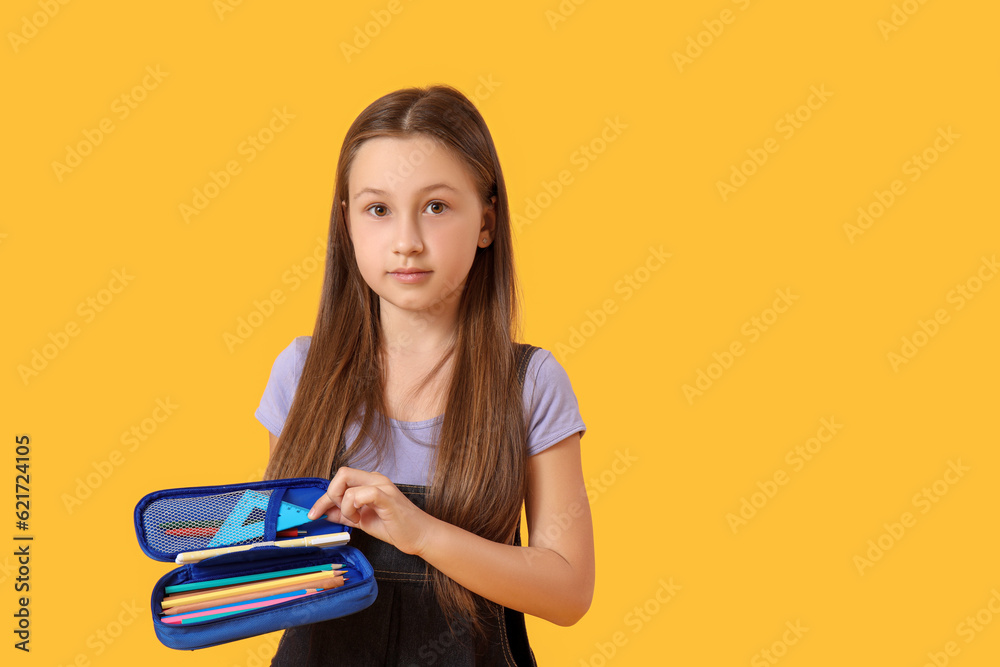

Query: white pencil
left=175, top=532, right=351, bottom=564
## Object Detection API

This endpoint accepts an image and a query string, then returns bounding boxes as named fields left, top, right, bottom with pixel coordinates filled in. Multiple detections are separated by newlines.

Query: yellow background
left=3, top=0, right=999, bottom=665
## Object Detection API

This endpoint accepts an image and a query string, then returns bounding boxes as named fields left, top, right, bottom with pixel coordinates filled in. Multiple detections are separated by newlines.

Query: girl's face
left=343, top=135, right=495, bottom=320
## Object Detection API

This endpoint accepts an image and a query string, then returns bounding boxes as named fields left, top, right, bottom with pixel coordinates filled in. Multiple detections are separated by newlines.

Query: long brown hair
left=263, top=84, right=526, bottom=636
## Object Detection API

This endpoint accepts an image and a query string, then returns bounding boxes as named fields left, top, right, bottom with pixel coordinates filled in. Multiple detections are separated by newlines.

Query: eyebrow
left=352, top=182, right=459, bottom=201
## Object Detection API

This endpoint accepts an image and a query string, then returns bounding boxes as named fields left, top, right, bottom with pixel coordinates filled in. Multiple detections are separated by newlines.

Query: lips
left=388, top=269, right=431, bottom=284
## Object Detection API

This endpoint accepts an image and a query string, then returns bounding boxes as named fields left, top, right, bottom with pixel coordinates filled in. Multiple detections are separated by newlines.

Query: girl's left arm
left=309, top=433, right=595, bottom=626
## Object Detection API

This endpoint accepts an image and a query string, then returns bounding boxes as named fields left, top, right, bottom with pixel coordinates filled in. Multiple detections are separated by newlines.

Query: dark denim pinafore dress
left=270, top=344, right=540, bottom=666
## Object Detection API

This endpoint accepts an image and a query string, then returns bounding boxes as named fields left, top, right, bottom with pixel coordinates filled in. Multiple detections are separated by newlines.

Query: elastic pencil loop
left=264, top=487, right=287, bottom=543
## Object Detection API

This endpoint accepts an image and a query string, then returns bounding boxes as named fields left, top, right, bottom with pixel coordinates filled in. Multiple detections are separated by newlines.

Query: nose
left=392, top=210, right=423, bottom=255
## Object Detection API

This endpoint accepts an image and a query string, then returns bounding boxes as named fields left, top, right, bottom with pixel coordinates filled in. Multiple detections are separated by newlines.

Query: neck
left=379, top=298, right=460, bottom=360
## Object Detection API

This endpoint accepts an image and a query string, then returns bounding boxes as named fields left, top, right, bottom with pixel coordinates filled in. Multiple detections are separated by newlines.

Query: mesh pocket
left=141, top=489, right=274, bottom=556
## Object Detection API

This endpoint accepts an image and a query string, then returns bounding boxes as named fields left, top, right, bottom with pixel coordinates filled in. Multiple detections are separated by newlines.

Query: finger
left=320, top=505, right=356, bottom=527
left=343, top=486, right=392, bottom=522
left=308, top=484, right=343, bottom=521
left=309, top=469, right=394, bottom=521
left=338, top=487, right=359, bottom=524
left=307, top=467, right=373, bottom=520
left=334, top=466, right=391, bottom=488
left=329, top=467, right=387, bottom=499
left=339, top=486, right=386, bottom=523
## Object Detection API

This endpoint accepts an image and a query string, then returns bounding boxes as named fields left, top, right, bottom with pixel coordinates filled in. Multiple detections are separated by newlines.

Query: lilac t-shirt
left=254, top=337, right=586, bottom=485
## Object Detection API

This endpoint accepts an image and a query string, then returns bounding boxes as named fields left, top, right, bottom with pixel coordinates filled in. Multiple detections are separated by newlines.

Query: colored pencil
left=162, top=588, right=326, bottom=624
left=162, top=575, right=344, bottom=616
left=161, top=572, right=344, bottom=615
left=164, top=566, right=344, bottom=601
left=159, top=520, right=224, bottom=529
left=164, top=563, right=342, bottom=595
left=180, top=589, right=329, bottom=624
left=163, top=527, right=307, bottom=539
left=161, top=568, right=343, bottom=610
left=163, top=526, right=219, bottom=538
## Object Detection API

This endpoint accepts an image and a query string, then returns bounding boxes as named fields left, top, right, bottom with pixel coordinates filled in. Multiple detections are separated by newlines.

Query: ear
left=480, top=195, right=497, bottom=245
left=341, top=199, right=350, bottom=235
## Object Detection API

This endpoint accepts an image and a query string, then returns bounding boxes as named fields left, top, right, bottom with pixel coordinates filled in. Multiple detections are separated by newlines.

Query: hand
left=308, top=467, right=436, bottom=556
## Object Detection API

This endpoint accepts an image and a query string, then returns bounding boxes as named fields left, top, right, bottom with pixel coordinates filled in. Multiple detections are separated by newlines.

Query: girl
left=256, top=84, right=594, bottom=666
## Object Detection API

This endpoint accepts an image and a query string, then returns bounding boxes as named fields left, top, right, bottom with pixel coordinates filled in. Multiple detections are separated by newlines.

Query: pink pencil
left=162, top=588, right=324, bottom=624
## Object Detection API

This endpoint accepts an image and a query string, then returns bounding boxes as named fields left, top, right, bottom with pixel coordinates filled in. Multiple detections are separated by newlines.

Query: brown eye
left=367, top=204, right=387, bottom=217
left=427, top=201, right=447, bottom=214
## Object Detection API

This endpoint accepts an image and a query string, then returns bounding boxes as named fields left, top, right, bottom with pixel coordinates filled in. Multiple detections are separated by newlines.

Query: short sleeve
left=523, top=348, right=586, bottom=456
left=254, top=337, right=310, bottom=437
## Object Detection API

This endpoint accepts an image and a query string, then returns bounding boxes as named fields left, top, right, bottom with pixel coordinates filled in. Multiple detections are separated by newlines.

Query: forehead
left=349, top=136, right=477, bottom=197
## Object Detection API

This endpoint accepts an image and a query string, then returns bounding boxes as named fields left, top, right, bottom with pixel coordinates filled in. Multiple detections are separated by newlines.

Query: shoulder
left=523, top=346, right=585, bottom=397
left=272, top=335, right=312, bottom=377
left=261, top=335, right=312, bottom=390
left=255, top=336, right=312, bottom=437
left=520, top=346, right=587, bottom=456
left=291, top=335, right=312, bottom=366
left=522, top=346, right=566, bottom=389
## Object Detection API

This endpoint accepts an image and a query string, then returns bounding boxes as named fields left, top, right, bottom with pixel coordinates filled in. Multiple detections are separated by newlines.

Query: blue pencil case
left=133, top=477, right=378, bottom=650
